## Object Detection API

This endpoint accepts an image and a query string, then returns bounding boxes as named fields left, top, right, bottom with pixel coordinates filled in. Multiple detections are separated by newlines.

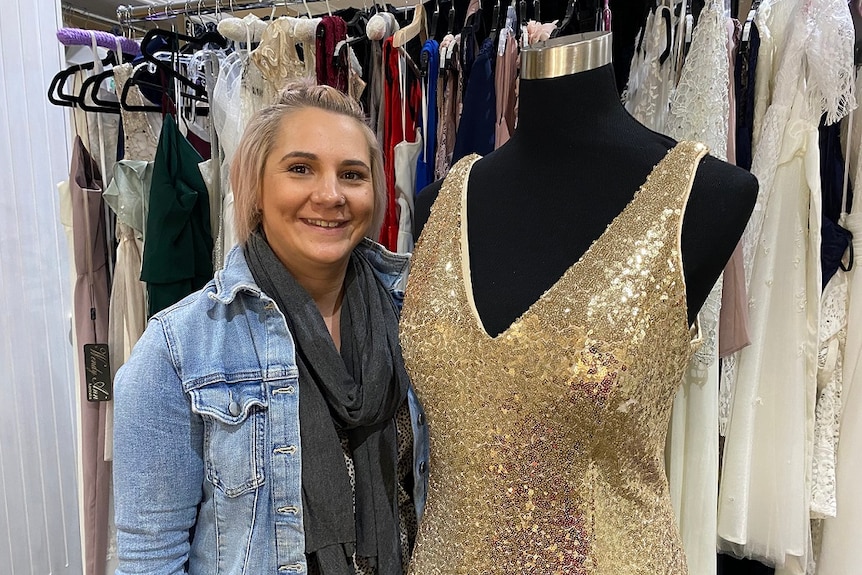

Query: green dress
left=141, top=114, right=213, bottom=317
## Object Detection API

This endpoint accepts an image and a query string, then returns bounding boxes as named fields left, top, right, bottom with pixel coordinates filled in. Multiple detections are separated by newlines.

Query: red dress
left=380, top=37, right=420, bottom=251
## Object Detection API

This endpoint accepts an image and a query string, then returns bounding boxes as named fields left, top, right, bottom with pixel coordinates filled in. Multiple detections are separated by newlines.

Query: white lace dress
left=816, top=83, right=862, bottom=572
left=624, top=3, right=677, bottom=133
left=810, top=270, right=847, bottom=522
left=662, top=3, right=730, bottom=575
left=211, top=25, right=269, bottom=265
left=717, top=1, right=856, bottom=572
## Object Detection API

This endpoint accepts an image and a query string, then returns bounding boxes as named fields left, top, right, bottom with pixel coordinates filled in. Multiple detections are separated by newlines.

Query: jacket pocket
left=189, top=379, right=268, bottom=497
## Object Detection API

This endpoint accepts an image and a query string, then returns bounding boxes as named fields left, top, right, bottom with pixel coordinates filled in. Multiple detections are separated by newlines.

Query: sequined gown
left=399, top=142, right=708, bottom=574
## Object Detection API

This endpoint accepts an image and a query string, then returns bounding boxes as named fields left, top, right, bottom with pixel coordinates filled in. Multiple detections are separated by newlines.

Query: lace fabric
left=743, top=0, right=856, bottom=284
left=718, top=0, right=856, bottom=570
left=810, top=270, right=847, bottom=519
left=667, top=0, right=729, bottom=162
left=113, top=63, right=161, bottom=162
left=818, top=210, right=862, bottom=574
left=667, top=0, right=730, bottom=371
left=624, top=5, right=677, bottom=133
left=217, top=14, right=268, bottom=44
left=662, top=4, right=730, bottom=574
left=251, top=17, right=320, bottom=105
left=211, top=47, right=266, bottom=262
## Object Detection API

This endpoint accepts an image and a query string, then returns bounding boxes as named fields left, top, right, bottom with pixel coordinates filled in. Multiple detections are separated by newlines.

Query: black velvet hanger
left=489, top=0, right=502, bottom=44
left=138, top=27, right=227, bottom=98
left=658, top=4, right=673, bottom=64
left=430, top=0, right=442, bottom=39
left=550, top=0, right=579, bottom=38
left=345, top=7, right=371, bottom=31
left=78, top=69, right=122, bottom=114
left=120, top=66, right=166, bottom=112
left=47, top=51, right=125, bottom=108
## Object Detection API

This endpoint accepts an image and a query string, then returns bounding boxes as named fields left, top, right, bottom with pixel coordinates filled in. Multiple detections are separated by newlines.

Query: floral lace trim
left=667, top=0, right=730, bottom=369
left=810, top=271, right=847, bottom=519
left=624, top=5, right=677, bottom=133
left=251, top=17, right=320, bottom=104
left=667, top=0, right=730, bottom=162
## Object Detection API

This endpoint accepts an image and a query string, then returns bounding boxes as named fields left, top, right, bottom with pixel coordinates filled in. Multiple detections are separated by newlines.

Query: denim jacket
left=113, top=240, right=429, bottom=575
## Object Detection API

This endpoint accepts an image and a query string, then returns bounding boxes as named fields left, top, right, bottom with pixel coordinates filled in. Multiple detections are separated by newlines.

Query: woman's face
left=260, top=107, right=374, bottom=277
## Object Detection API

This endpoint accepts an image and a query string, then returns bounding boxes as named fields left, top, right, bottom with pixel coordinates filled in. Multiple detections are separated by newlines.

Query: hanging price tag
left=84, top=343, right=112, bottom=402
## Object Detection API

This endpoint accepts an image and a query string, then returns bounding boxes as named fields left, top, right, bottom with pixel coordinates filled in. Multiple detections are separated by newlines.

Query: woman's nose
left=310, top=172, right=346, bottom=206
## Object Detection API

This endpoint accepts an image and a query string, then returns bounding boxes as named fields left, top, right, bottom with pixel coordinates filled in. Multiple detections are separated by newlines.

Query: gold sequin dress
left=399, top=141, right=708, bottom=574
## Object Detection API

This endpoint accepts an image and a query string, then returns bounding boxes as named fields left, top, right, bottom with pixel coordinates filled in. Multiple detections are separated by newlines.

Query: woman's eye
left=288, top=164, right=309, bottom=174
left=343, top=171, right=369, bottom=181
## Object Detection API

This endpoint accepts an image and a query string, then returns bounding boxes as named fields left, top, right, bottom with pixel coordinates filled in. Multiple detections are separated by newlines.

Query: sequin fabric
left=399, top=141, right=708, bottom=574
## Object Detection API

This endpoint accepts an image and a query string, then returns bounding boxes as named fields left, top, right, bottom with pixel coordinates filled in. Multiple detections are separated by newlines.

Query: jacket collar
left=211, top=239, right=410, bottom=305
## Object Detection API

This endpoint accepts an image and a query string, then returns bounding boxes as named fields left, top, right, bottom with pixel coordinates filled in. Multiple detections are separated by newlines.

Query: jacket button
left=418, top=461, right=427, bottom=474
left=228, top=401, right=240, bottom=416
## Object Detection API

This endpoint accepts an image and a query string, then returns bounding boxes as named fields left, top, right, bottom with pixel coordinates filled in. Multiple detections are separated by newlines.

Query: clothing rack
left=118, top=0, right=399, bottom=24
left=117, top=0, right=302, bottom=23
left=63, top=2, right=123, bottom=27
left=63, top=2, right=146, bottom=33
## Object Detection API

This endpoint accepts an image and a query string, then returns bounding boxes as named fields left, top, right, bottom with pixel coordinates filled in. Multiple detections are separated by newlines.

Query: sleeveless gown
left=399, top=141, right=707, bottom=574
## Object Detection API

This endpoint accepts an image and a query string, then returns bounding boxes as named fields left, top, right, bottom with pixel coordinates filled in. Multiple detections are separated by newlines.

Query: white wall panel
left=0, top=0, right=82, bottom=573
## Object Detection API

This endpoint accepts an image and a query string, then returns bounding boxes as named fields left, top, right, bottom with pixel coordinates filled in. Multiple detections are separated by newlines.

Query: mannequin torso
left=414, top=32, right=757, bottom=335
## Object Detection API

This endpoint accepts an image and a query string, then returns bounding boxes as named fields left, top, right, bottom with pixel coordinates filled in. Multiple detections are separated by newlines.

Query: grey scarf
left=245, top=231, right=408, bottom=575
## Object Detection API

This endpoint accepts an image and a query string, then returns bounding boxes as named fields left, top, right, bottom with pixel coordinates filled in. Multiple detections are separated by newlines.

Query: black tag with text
left=84, top=343, right=112, bottom=402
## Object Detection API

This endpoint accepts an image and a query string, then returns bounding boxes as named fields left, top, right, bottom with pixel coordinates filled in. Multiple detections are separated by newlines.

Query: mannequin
left=414, top=31, right=758, bottom=335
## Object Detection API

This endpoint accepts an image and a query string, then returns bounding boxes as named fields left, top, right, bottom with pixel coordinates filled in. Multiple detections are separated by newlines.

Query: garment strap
left=420, top=50, right=429, bottom=162
left=842, top=107, right=854, bottom=216
left=398, top=49, right=407, bottom=140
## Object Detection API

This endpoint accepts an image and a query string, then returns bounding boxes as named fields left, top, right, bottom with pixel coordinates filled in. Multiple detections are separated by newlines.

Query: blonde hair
left=230, top=80, right=386, bottom=245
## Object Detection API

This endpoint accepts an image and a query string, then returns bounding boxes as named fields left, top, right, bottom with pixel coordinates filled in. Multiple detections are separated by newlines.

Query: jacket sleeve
left=113, top=317, right=203, bottom=575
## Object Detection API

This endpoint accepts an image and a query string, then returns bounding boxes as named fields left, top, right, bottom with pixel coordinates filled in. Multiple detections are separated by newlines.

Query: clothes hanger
left=658, top=3, right=673, bottom=65
left=334, top=10, right=370, bottom=69
left=47, top=51, right=126, bottom=108
left=78, top=31, right=150, bottom=115
left=120, top=12, right=170, bottom=113
left=597, top=0, right=610, bottom=32
left=440, top=2, right=457, bottom=69
left=120, top=64, right=166, bottom=112
left=392, top=1, right=428, bottom=48
left=518, top=0, right=526, bottom=40
left=430, top=0, right=441, bottom=40
left=299, top=0, right=313, bottom=18
left=550, top=0, right=579, bottom=38
left=345, top=8, right=371, bottom=35
left=447, top=1, right=455, bottom=34
left=490, top=0, right=502, bottom=45
left=672, top=0, right=688, bottom=77
left=78, top=68, right=122, bottom=114
left=49, top=26, right=137, bottom=108
left=138, top=27, right=227, bottom=98
left=56, top=27, right=141, bottom=57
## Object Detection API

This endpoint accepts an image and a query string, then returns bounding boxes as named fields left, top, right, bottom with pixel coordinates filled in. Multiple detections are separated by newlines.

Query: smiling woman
left=112, top=80, right=429, bottom=575
left=232, top=87, right=386, bottom=340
